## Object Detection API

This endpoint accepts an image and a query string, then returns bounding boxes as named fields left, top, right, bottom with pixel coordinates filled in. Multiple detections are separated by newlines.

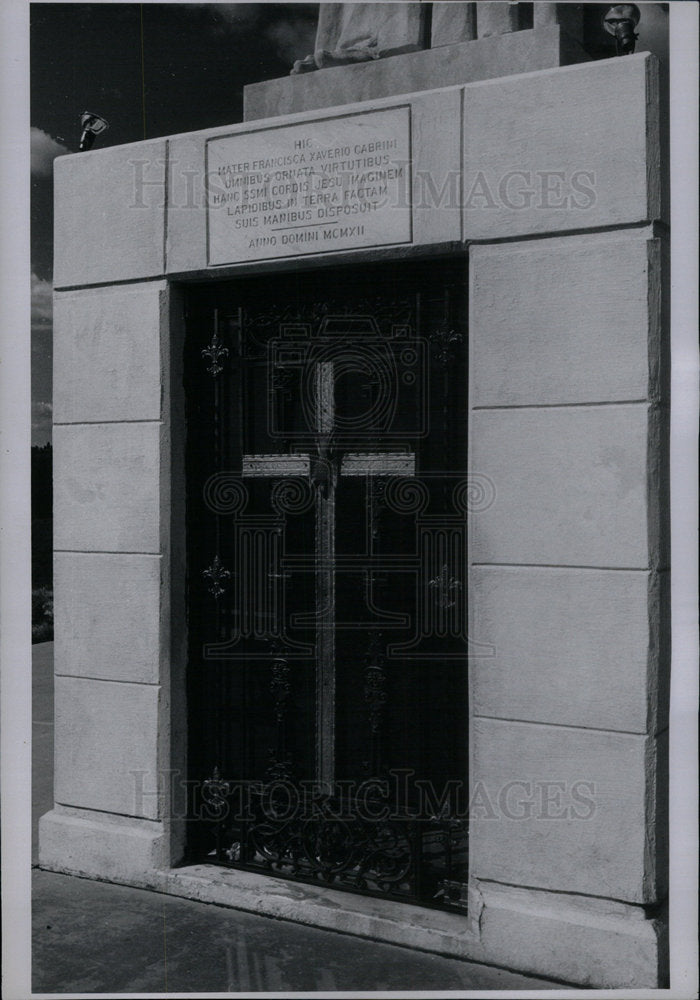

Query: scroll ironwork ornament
left=203, top=554, right=231, bottom=598
left=202, top=330, right=229, bottom=376
left=428, top=564, right=462, bottom=610
left=364, top=632, right=388, bottom=736
left=246, top=793, right=413, bottom=892
left=202, top=777, right=468, bottom=905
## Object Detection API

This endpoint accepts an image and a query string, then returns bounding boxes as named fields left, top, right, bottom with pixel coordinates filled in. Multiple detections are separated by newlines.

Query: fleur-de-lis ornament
left=202, top=329, right=229, bottom=376
left=202, top=764, right=230, bottom=817
left=203, top=554, right=231, bottom=598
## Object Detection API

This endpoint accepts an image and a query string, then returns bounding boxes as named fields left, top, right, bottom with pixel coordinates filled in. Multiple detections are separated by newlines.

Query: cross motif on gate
left=242, top=359, right=414, bottom=788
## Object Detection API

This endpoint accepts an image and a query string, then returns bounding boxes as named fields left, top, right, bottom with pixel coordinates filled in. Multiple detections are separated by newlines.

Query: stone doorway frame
left=41, top=55, right=669, bottom=987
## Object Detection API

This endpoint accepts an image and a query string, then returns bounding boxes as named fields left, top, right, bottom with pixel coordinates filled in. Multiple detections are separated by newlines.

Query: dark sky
left=30, top=2, right=318, bottom=443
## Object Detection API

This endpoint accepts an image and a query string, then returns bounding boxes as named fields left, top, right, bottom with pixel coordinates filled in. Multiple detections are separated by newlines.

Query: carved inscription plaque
left=206, top=107, right=412, bottom=264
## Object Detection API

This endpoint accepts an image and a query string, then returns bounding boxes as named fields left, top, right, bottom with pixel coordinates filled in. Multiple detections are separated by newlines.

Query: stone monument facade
left=41, top=4, right=669, bottom=988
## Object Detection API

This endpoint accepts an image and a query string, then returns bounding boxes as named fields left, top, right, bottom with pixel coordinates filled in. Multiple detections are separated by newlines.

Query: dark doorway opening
left=184, top=258, right=470, bottom=909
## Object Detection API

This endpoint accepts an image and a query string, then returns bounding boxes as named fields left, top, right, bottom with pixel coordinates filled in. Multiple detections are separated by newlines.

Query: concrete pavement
left=32, top=642, right=555, bottom=993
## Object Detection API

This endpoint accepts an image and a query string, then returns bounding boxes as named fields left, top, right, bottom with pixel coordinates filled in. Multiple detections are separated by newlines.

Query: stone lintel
left=52, top=56, right=663, bottom=288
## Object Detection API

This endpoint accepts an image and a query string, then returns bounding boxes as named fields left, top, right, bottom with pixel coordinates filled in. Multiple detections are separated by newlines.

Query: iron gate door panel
left=184, top=259, right=470, bottom=908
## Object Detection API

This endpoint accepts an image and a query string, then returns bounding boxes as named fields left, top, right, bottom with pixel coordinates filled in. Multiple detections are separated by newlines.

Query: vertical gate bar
left=215, top=809, right=222, bottom=862
left=445, top=820, right=453, bottom=881
left=315, top=361, right=336, bottom=791
left=212, top=307, right=224, bottom=778
left=411, top=819, right=423, bottom=902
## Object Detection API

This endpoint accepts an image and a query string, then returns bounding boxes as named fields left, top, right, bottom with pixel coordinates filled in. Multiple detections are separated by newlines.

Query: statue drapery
left=291, top=2, right=527, bottom=74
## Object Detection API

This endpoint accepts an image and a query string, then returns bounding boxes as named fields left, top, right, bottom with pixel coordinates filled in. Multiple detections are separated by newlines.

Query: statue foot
left=315, top=46, right=379, bottom=68
left=291, top=46, right=379, bottom=75
left=290, top=53, right=318, bottom=75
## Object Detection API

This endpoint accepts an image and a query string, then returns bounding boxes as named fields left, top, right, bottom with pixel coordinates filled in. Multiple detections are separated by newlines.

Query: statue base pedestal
left=244, top=26, right=588, bottom=122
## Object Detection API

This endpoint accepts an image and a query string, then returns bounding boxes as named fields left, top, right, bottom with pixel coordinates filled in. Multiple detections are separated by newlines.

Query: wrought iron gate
left=184, top=259, right=471, bottom=910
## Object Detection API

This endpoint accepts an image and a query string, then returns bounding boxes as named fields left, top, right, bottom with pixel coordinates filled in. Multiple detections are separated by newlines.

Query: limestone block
left=470, top=719, right=658, bottom=901
left=470, top=232, right=659, bottom=406
left=53, top=140, right=166, bottom=288
left=39, top=807, right=168, bottom=880
left=471, top=566, right=651, bottom=732
left=166, top=134, right=208, bottom=276
left=53, top=283, right=167, bottom=424
left=53, top=422, right=161, bottom=553
left=54, top=553, right=162, bottom=683
left=470, top=404, right=649, bottom=568
left=463, top=54, right=663, bottom=238
left=244, top=28, right=579, bottom=122
left=54, top=676, right=161, bottom=819
left=477, top=881, right=665, bottom=988
left=410, top=90, right=462, bottom=246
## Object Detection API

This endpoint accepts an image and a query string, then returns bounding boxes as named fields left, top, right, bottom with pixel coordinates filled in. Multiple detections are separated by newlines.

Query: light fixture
left=78, top=112, right=109, bottom=151
left=603, top=4, right=641, bottom=56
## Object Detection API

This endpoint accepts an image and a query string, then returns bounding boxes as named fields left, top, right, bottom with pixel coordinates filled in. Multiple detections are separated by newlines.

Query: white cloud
left=31, top=272, right=53, bottom=326
left=31, top=127, right=68, bottom=178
